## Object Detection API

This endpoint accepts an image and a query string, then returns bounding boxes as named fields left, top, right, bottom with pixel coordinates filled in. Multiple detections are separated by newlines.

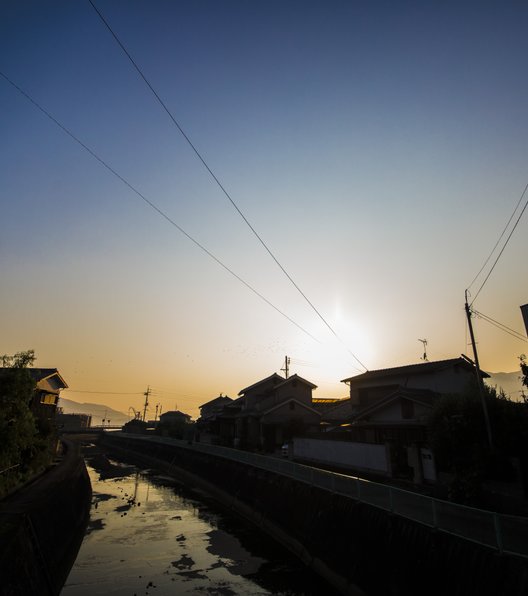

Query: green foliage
left=0, top=350, right=53, bottom=498
left=428, top=380, right=528, bottom=505
left=520, top=354, right=528, bottom=401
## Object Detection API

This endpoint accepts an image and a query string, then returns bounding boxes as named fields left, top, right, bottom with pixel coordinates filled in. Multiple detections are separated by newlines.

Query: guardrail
left=113, top=433, right=528, bottom=559
left=0, top=464, right=20, bottom=476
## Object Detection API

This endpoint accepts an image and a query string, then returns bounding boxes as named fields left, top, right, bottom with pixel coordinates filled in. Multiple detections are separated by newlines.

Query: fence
left=114, top=432, right=528, bottom=559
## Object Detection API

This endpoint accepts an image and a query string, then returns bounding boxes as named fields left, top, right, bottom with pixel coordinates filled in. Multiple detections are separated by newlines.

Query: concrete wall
left=293, top=437, right=389, bottom=475
left=0, top=441, right=92, bottom=596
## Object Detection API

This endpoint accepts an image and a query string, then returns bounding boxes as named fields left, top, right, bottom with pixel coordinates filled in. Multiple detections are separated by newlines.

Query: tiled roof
left=341, top=356, right=489, bottom=384
left=238, top=373, right=284, bottom=396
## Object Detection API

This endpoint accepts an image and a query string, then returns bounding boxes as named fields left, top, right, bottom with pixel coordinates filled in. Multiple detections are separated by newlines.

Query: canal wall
left=100, top=433, right=528, bottom=596
left=0, top=440, right=92, bottom=596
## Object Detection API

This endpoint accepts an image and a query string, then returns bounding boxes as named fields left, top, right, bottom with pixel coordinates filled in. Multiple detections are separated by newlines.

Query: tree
left=520, top=354, right=528, bottom=402
left=0, top=350, right=52, bottom=497
left=428, top=380, right=528, bottom=506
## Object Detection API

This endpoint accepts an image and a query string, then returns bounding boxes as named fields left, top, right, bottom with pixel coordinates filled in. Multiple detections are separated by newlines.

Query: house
left=196, top=394, right=235, bottom=445
left=234, top=373, right=321, bottom=451
left=341, top=355, right=488, bottom=409
left=28, top=368, right=68, bottom=422
left=159, top=410, right=192, bottom=425
left=297, top=356, right=488, bottom=483
left=157, top=409, right=193, bottom=439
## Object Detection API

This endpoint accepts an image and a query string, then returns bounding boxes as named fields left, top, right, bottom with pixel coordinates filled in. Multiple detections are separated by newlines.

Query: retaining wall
left=0, top=441, right=92, bottom=596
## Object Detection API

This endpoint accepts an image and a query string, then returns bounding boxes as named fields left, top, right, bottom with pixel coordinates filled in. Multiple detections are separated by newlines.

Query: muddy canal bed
left=61, top=446, right=336, bottom=595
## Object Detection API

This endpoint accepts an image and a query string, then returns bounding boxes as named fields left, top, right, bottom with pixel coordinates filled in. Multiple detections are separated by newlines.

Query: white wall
left=292, top=437, right=389, bottom=475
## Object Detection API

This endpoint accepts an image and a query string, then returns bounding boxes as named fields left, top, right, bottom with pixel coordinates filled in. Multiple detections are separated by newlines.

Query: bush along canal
left=61, top=443, right=339, bottom=596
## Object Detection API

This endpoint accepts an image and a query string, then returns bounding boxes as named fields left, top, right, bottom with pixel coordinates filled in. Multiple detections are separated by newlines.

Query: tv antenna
left=418, top=339, right=428, bottom=361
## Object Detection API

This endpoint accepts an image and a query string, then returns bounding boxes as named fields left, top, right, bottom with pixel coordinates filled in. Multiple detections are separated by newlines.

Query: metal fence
left=114, top=432, right=528, bottom=558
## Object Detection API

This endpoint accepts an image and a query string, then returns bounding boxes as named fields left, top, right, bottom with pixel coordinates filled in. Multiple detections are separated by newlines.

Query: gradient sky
left=1, top=1, right=527, bottom=419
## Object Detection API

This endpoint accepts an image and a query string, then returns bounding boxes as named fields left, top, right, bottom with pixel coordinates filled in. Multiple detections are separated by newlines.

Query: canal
left=61, top=444, right=338, bottom=595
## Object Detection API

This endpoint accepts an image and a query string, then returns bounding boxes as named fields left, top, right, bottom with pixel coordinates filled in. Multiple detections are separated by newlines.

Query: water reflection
left=62, top=445, right=337, bottom=596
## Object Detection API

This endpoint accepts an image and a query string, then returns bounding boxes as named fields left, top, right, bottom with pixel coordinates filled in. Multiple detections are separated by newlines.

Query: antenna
left=281, top=355, right=291, bottom=378
left=418, top=339, right=428, bottom=361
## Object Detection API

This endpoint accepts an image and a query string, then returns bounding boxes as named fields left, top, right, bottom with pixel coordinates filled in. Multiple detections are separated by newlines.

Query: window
left=289, top=402, right=295, bottom=410
left=40, top=393, right=57, bottom=405
left=401, top=399, right=414, bottom=419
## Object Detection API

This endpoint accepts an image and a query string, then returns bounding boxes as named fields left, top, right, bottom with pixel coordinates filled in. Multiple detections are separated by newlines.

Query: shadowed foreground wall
left=0, top=441, right=92, bottom=596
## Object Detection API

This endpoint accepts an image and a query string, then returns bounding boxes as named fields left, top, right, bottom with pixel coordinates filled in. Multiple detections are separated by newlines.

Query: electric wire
left=467, top=182, right=528, bottom=291
left=0, top=70, right=317, bottom=343
left=469, top=182, right=528, bottom=304
left=87, top=0, right=368, bottom=373
left=63, top=390, right=144, bottom=395
left=472, top=308, right=528, bottom=342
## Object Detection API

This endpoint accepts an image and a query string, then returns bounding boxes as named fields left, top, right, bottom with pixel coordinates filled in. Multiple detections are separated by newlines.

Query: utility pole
left=418, top=338, right=428, bottom=361
left=464, top=292, right=493, bottom=449
left=142, top=386, right=150, bottom=422
left=281, top=355, right=290, bottom=378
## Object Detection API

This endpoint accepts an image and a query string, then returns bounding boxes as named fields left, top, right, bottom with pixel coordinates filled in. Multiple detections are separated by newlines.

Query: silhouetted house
left=343, top=356, right=487, bottom=405
left=158, top=409, right=193, bottom=439
left=235, top=373, right=321, bottom=451
left=28, top=368, right=68, bottom=422
left=196, top=394, right=235, bottom=445
left=296, top=356, right=488, bottom=483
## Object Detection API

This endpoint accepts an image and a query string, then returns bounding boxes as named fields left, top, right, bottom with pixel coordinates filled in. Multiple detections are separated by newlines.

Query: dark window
left=401, top=399, right=414, bottom=419
left=289, top=402, right=295, bottom=410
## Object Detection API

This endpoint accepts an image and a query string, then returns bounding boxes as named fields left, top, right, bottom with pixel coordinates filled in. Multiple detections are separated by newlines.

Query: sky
left=1, top=1, right=527, bottom=419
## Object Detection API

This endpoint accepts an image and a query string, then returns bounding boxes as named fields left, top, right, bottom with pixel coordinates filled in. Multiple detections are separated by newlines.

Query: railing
left=0, top=464, right=20, bottom=476
left=113, top=433, right=528, bottom=559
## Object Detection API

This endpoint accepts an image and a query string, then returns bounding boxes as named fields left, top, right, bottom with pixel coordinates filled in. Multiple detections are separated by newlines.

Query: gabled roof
left=273, top=374, right=317, bottom=390
left=160, top=410, right=191, bottom=420
left=341, top=356, right=489, bottom=384
left=238, top=373, right=284, bottom=396
left=29, top=368, right=68, bottom=388
left=199, top=395, right=233, bottom=409
left=261, top=398, right=321, bottom=418
left=350, top=387, right=439, bottom=423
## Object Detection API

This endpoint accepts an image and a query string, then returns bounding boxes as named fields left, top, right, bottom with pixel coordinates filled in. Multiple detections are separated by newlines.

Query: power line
left=472, top=308, right=528, bottom=343
left=469, top=181, right=528, bottom=304
left=467, top=182, right=528, bottom=291
left=87, top=0, right=368, bottom=373
left=0, top=70, right=317, bottom=343
left=63, top=389, right=143, bottom=395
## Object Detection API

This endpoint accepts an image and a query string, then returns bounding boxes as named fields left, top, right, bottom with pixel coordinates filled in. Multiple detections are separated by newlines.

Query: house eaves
left=261, top=398, right=322, bottom=418
left=341, top=356, right=489, bottom=385
left=350, top=387, right=439, bottom=423
left=273, top=373, right=318, bottom=391
left=238, top=373, right=284, bottom=396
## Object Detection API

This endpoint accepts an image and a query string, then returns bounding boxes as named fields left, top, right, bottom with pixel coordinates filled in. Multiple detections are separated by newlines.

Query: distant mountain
left=58, top=397, right=129, bottom=427
left=486, top=371, right=525, bottom=401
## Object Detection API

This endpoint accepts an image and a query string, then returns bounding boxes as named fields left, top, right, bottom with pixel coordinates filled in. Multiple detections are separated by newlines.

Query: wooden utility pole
left=281, top=355, right=290, bottom=378
left=142, top=386, right=150, bottom=422
left=464, top=292, right=493, bottom=449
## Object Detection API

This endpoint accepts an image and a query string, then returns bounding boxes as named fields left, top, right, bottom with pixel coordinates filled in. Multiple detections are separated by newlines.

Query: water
left=62, top=445, right=338, bottom=595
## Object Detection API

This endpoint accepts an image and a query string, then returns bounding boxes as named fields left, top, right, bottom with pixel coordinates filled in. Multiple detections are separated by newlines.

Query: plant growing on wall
left=0, top=350, right=53, bottom=497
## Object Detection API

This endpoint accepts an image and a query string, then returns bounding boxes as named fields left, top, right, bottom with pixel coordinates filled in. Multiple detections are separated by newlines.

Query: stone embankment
left=0, top=440, right=92, bottom=596
left=100, top=432, right=528, bottom=596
